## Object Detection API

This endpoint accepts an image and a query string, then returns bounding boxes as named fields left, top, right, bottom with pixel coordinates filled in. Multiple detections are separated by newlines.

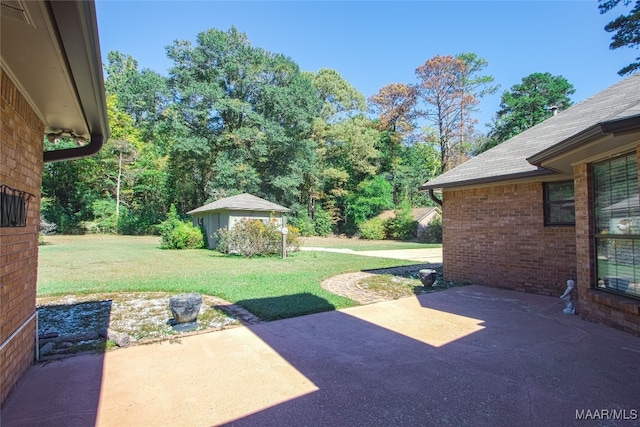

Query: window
left=544, top=181, right=575, bottom=226
left=0, top=184, right=31, bottom=227
left=594, top=153, right=640, bottom=299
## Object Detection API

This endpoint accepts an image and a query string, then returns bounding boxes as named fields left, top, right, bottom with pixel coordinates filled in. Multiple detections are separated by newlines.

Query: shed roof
left=420, top=74, right=640, bottom=190
left=187, top=193, right=291, bottom=215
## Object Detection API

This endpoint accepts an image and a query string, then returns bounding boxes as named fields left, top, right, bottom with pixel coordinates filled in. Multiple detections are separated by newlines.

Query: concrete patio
left=2, top=285, right=639, bottom=426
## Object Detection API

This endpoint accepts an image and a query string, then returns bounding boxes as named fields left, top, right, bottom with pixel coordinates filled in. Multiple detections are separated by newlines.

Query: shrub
left=215, top=218, right=300, bottom=257
left=312, top=207, right=334, bottom=237
left=423, top=214, right=442, bottom=243
left=159, top=205, right=204, bottom=249
left=358, top=217, right=386, bottom=240
left=384, top=199, right=417, bottom=240
left=289, top=213, right=315, bottom=237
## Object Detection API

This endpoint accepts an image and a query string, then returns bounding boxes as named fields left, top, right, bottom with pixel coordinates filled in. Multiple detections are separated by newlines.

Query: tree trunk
left=116, top=150, right=122, bottom=233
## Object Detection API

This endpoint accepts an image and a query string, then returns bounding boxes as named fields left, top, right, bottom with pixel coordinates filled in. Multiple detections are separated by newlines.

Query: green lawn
left=38, top=235, right=424, bottom=320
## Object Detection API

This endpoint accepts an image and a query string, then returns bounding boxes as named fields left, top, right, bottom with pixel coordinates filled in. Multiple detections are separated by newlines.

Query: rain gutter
left=43, top=0, right=109, bottom=163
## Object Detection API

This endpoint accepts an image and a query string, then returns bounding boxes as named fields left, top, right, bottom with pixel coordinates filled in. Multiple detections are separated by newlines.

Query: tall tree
left=414, top=54, right=495, bottom=173
left=599, top=0, right=640, bottom=75
left=306, top=69, right=371, bottom=224
left=104, top=51, right=170, bottom=144
left=103, top=95, right=141, bottom=231
left=487, top=72, right=574, bottom=147
left=368, top=83, right=418, bottom=202
left=165, top=27, right=322, bottom=213
left=308, top=68, right=366, bottom=122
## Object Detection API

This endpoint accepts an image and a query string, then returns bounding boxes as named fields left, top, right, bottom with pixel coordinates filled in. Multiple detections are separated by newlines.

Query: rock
left=107, top=330, right=130, bottom=347
left=169, top=293, right=202, bottom=324
left=40, top=342, right=55, bottom=355
left=418, top=269, right=437, bottom=287
left=99, top=328, right=130, bottom=347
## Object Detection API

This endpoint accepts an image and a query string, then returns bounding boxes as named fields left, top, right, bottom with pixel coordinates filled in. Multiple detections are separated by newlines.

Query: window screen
left=594, top=153, right=640, bottom=298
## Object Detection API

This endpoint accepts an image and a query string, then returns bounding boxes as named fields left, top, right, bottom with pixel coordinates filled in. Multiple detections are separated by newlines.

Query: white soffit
left=0, top=0, right=89, bottom=138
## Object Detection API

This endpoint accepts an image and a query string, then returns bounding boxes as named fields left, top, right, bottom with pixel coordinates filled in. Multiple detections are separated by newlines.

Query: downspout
left=43, top=134, right=104, bottom=163
left=428, top=189, right=442, bottom=207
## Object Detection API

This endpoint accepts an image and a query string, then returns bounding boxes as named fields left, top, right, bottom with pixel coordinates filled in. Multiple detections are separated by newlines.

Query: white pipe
left=35, top=311, right=40, bottom=361
left=0, top=311, right=37, bottom=353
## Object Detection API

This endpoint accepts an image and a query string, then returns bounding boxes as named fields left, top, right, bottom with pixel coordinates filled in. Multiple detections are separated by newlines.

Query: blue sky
left=95, top=0, right=632, bottom=131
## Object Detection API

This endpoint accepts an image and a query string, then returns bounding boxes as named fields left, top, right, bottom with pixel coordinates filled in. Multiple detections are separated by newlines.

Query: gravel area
left=36, top=292, right=251, bottom=359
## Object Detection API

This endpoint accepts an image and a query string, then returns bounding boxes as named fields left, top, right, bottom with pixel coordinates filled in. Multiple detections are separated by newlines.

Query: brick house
left=420, top=74, right=640, bottom=336
left=1, top=0, right=108, bottom=405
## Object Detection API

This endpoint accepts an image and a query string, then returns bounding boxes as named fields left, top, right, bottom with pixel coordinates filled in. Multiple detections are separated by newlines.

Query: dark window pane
left=545, top=181, right=575, bottom=225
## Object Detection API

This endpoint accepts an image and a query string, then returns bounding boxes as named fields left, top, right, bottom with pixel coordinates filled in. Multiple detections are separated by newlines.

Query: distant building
left=188, top=193, right=290, bottom=249
left=376, top=207, right=440, bottom=239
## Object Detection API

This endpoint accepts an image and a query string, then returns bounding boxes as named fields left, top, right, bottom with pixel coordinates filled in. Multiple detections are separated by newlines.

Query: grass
left=38, top=235, right=426, bottom=321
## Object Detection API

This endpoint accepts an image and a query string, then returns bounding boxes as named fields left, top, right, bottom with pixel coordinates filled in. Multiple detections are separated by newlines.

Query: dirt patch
left=36, top=292, right=256, bottom=359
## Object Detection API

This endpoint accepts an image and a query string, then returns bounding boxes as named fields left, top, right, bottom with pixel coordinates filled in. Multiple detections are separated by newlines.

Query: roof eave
left=419, top=168, right=555, bottom=192
left=189, top=207, right=291, bottom=215
left=38, top=0, right=109, bottom=162
left=527, top=114, right=640, bottom=166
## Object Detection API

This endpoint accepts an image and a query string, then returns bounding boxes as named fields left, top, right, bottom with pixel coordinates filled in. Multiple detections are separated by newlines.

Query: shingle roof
left=420, top=74, right=640, bottom=190
left=187, top=193, right=290, bottom=215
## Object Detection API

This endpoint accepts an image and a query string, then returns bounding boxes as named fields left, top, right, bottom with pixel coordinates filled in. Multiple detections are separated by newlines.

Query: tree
left=368, top=83, right=418, bottom=136
left=165, top=27, right=322, bottom=213
left=344, top=176, right=394, bottom=231
left=104, top=51, right=170, bottom=144
left=487, top=72, right=574, bottom=147
left=305, top=69, right=369, bottom=225
left=308, top=68, right=366, bottom=122
left=415, top=54, right=496, bottom=172
left=599, top=0, right=640, bottom=75
left=368, top=83, right=418, bottom=203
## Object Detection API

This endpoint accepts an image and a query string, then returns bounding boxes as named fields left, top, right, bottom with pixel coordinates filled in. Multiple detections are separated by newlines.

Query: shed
left=188, top=193, right=290, bottom=249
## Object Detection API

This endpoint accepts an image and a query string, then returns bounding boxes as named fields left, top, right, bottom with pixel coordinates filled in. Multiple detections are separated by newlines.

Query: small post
left=281, top=216, right=288, bottom=259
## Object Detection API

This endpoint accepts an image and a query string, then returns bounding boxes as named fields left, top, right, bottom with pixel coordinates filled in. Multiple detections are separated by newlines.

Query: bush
left=289, top=213, right=315, bottom=237
left=358, top=217, right=386, bottom=240
left=312, top=207, right=334, bottom=237
left=215, top=218, right=300, bottom=257
left=159, top=205, right=204, bottom=249
left=384, top=199, right=417, bottom=240
left=423, top=214, right=442, bottom=243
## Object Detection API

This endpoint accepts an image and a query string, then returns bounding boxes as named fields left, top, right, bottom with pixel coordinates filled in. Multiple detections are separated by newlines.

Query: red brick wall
left=442, top=181, right=576, bottom=296
left=574, top=159, right=640, bottom=336
left=0, top=68, right=43, bottom=405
